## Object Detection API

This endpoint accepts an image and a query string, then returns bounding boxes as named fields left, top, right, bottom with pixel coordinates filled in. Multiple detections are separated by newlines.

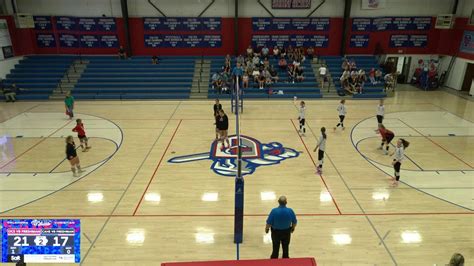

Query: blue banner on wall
left=36, top=33, right=56, bottom=47
left=78, top=18, right=98, bottom=31
left=59, top=33, right=79, bottom=48
left=144, top=34, right=221, bottom=48
left=252, top=17, right=330, bottom=31
left=97, top=18, right=116, bottom=31
left=352, top=16, right=431, bottom=31
left=80, top=35, right=100, bottom=48
left=389, top=35, right=409, bottom=47
left=143, top=17, right=221, bottom=31
left=251, top=34, right=328, bottom=48
left=460, top=30, right=474, bottom=54
left=33, top=16, right=52, bottom=30
left=100, top=35, right=119, bottom=48
left=352, top=18, right=372, bottom=31
left=409, top=35, right=428, bottom=47
left=350, top=34, right=370, bottom=48
left=251, top=35, right=272, bottom=47
left=56, top=16, right=77, bottom=30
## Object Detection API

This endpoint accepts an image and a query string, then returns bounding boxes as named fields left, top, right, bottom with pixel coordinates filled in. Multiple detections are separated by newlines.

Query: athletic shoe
left=73, top=173, right=79, bottom=177
left=342, top=127, right=345, bottom=131
left=384, top=150, right=388, bottom=155
left=78, top=169, right=85, bottom=174
left=377, top=146, right=383, bottom=150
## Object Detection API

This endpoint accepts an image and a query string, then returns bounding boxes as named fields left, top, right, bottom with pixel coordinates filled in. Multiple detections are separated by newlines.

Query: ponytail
left=321, top=127, right=327, bottom=139
left=400, top=138, right=410, bottom=148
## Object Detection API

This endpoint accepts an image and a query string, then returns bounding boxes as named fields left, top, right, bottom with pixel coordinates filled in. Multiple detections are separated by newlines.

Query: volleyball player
left=376, top=99, right=385, bottom=125
left=65, top=136, right=84, bottom=177
left=217, top=109, right=230, bottom=150
left=213, top=99, right=222, bottom=140
left=376, top=124, right=394, bottom=155
left=72, top=119, right=91, bottom=152
left=390, top=138, right=410, bottom=186
left=334, top=99, right=347, bottom=131
left=298, top=101, right=306, bottom=136
left=313, top=127, right=327, bottom=174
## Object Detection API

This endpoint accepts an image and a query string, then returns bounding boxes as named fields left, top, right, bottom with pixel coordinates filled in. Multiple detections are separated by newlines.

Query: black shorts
left=339, top=115, right=345, bottom=122
left=218, top=127, right=228, bottom=131
left=78, top=135, right=87, bottom=141
left=318, top=150, right=324, bottom=161
left=393, top=161, right=401, bottom=172
left=386, top=134, right=394, bottom=143
left=299, top=118, right=305, bottom=126
left=377, top=115, right=384, bottom=123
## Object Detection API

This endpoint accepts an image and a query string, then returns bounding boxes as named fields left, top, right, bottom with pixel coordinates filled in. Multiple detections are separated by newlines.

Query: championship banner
left=143, top=17, right=221, bottom=31
left=350, top=34, right=370, bottom=48
left=272, top=0, right=311, bottom=9
left=56, top=16, right=77, bottom=31
left=352, top=18, right=372, bottom=31
left=36, top=33, right=56, bottom=47
left=100, top=35, right=119, bottom=48
left=80, top=34, right=100, bottom=48
left=59, top=33, right=79, bottom=48
left=144, top=34, right=221, bottom=48
left=33, top=16, right=52, bottom=30
left=97, top=17, right=116, bottom=31
left=78, top=18, right=98, bottom=31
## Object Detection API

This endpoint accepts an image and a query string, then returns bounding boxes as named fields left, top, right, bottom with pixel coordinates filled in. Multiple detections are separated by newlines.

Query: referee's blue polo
left=266, top=205, right=297, bottom=230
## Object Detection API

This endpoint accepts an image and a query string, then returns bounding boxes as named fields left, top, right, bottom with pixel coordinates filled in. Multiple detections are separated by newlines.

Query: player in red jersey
left=72, top=119, right=91, bottom=152
left=376, top=124, right=394, bottom=155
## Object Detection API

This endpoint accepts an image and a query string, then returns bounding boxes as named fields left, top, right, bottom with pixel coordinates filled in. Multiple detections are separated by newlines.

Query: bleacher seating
left=2, top=55, right=74, bottom=100
left=322, top=56, right=387, bottom=99
left=207, top=57, right=322, bottom=99
left=74, top=56, right=194, bottom=99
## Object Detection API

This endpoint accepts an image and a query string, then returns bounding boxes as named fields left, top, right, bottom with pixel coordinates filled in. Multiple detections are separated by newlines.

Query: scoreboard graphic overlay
left=1, top=219, right=80, bottom=263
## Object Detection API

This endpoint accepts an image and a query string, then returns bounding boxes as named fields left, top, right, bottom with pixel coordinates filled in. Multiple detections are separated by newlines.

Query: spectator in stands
left=265, top=195, right=297, bottom=259
left=272, top=46, right=280, bottom=58
left=341, top=59, right=349, bottom=70
left=232, top=62, right=244, bottom=85
left=287, top=65, right=295, bottom=83
left=246, top=45, right=254, bottom=58
left=252, top=68, right=260, bottom=83
left=292, top=58, right=301, bottom=69
left=349, top=60, right=357, bottom=71
left=295, top=66, right=304, bottom=83
left=369, top=68, right=376, bottom=84
left=252, top=55, right=261, bottom=69
left=118, top=45, right=126, bottom=59
left=2, top=83, right=17, bottom=102
left=211, top=71, right=221, bottom=90
left=278, top=56, right=288, bottom=71
left=151, top=55, right=158, bottom=64
left=269, top=66, right=279, bottom=83
left=449, top=253, right=464, bottom=266
left=237, top=54, right=245, bottom=66
left=223, top=64, right=231, bottom=75
left=258, top=71, right=266, bottom=89
left=242, top=71, right=249, bottom=89
left=375, top=69, right=383, bottom=83
left=306, top=46, right=314, bottom=60
left=261, top=45, right=270, bottom=58
left=287, top=45, right=295, bottom=61
left=280, top=47, right=286, bottom=58
left=225, top=54, right=232, bottom=67
left=215, top=78, right=224, bottom=94
left=319, top=64, right=328, bottom=90
left=263, top=58, right=270, bottom=70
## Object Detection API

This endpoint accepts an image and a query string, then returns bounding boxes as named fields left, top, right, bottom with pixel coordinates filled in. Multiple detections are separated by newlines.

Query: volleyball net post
left=233, top=75, right=244, bottom=244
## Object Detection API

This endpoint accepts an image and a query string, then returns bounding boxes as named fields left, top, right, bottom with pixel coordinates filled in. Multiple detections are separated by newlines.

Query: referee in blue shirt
left=265, top=196, right=297, bottom=259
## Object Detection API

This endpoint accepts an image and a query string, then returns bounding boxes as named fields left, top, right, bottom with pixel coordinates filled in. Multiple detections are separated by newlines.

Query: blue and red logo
left=168, top=135, right=299, bottom=176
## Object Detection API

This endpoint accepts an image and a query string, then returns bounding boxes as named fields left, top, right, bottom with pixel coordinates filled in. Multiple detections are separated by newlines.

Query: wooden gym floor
left=0, top=87, right=473, bottom=265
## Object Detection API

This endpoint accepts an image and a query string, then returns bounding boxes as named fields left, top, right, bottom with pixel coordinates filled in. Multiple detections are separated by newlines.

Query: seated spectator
left=211, top=71, right=221, bottom=90
left=152, top=55, right=158, bottom=64
left=262, top=69, right=272, bottom=85
left=237, top=55, right=245, bottom=66
left=2, top=83, right=21, bottom=102
left=258, top=71, right=266, bottom=89
left=242, top=72, right=249, bottom=89
left=215, top=78, right=224, bottom=94
left=261, top=45, right=269, bottom=58
left=246, top=45, right=254, bottom=58
left=295, top=66, right=304, bottom=82
left=287, top=65, right=295, bottom=83
left=287, top=45, right=295, bottom=61
left=278, top=56, right=288, bottom=71
left=272, top=46, right=280, bottom=58
left=252, top=68, right=260, bottom=82
left=263, top=58, right=270, bottom=69
left=369, top=68, right=376, bottom=84
left=252, top=55, right=261, bottom=68
left=349, top=60, right=357, bottom=70
left=292, top=59, right=301, bottom=68
left=118, top=45, right=126, bottom=59
left=306, top=46, right=314, bottom=60
left=232, top=62, right=244, bottom=83
left=223, top=65, right=231, bottom=74
left=375, top=69, right=383, bottom=82
left=269, top=66, right=279, bottom=83
left=341, top=59, right=348, bottom=70
left=280, top=47, right=286, bottom=58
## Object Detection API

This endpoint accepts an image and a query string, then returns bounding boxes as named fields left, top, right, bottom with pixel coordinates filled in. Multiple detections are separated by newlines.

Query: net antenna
left=234, top=75, right=244, bottom=245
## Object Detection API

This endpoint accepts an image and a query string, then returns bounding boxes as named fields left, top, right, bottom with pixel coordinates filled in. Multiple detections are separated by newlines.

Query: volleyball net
left=233, top=76, right=244, bottom=246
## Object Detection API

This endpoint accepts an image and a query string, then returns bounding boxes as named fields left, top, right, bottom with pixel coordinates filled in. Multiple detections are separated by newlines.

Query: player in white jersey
left=334, top=99, right=347, bottom=131
left=390, top=138, right=410, bottom=186
left=298, top=101, right=306, bottom=136
left=376, top=99, right=385, bottom=125
left=313, top=127, right=327, bottom=174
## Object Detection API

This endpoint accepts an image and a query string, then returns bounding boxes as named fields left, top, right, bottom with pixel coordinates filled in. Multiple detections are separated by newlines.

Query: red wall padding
left=2, top=15, right=473, bottom=60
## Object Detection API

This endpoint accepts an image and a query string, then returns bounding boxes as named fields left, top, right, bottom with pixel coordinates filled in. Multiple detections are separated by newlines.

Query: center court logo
left=168, top=135, right=299, bottom=176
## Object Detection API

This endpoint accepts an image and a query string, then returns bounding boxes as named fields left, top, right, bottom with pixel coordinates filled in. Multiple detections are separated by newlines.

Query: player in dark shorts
left=65, top=136, right=84, bottom=177
left=72, top=119, right=91, bottom=152
left=216, top=109, right=230, bottom=150
left=376, top=124, right=395, bottom=155
left=213, top=99, right=223, bottom=140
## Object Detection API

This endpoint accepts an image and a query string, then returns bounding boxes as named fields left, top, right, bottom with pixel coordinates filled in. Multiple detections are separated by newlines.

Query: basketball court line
left=132, top=119, right=183, bottom=215
left=0, top=211, right=472, bottom=218
left=429, top=102, right=474, bottom=123
left=290, top=119, right=342, bottom=215
left=80, top=102, right=182, bottom=265
left=0, top=104, right=41, bottom=123
left=0, top=120, right=72, bottom=169
left=350, top=116, right=474, bottom=211
left=303, top=117, right=398, bottom=265
left=397, top=119, right=473, bottom=169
